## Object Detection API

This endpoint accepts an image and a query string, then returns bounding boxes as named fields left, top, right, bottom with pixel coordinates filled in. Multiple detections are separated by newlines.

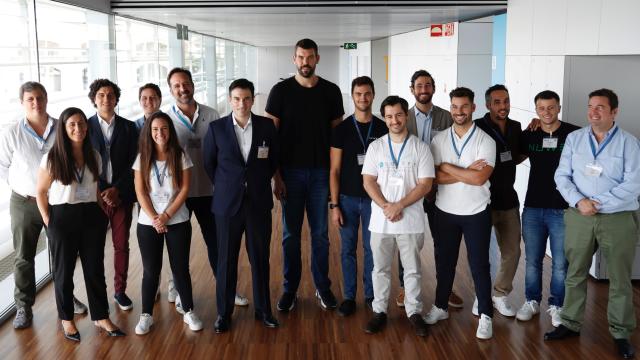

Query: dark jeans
left=137, top=222, right=193, bottom=315
left=433, top=206, right=493, bottom=317
left=281, top=168, right=331, bottom=293
left=47, top=203, right=109, bottom=321
left=186, top=196, right=217, bottom=277
left=338, top=194, right=373, bottom=300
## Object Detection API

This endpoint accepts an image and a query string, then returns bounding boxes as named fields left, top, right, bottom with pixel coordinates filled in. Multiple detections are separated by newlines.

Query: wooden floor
left=1, top=202, right=639, bottom=360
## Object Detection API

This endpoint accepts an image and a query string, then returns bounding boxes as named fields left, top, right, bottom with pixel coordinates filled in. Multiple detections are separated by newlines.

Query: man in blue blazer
left=87, top=79, right=139, bottom=311
left=203, top=79, right=279, bottom=333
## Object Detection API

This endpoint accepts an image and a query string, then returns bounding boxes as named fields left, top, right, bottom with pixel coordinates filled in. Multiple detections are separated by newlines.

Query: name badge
left=151, top=192, right=171, bottom=204
left=187, top=138, right=201, bottom=149
left=499, top=151, right=512, bottom=162
left=75, top=186, right=90, bottom=201
left=585, top=163, right=603, bottom=177
left=357, top=153, right=365, bottom=166
left=257, top=145, right=269, bottom=159
left=389, top=172, right=403, bottom=186
left=542, top=137, right=558, bottom=149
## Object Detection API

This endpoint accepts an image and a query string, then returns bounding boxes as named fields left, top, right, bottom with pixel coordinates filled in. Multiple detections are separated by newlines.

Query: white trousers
left=370, top=232, right=424, bottom=317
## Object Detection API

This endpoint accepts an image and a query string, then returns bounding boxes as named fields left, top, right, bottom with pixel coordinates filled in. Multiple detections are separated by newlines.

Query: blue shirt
left=135, top=116, right=145, bottom=133
left=554, top=124, right=640, bottom=213
left=415, top=106, right=433, bottom=144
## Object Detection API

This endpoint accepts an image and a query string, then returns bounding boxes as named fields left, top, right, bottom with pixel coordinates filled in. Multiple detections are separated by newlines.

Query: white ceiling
left=112, top=1, right=506, bottom=47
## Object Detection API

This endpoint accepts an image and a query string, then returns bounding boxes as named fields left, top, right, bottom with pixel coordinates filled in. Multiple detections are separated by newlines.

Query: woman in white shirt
left=35, top=107, right=125, bottom=342
left=133, top=111, right=202, bottom=334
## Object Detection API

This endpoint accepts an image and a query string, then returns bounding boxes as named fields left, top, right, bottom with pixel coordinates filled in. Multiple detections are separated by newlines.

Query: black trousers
left=137, top=221, right=193, bottom=315
left=216, top=196, right=272, bottom=318
left=186, top=196, right=217, bottom=277
left=433, top=206, right=494, bottom=317
left=47, top=202, right=108, bottom=321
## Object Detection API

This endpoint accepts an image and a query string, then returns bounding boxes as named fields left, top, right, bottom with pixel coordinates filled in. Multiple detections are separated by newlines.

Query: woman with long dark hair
left=133, top=111, right=202, bottom=334
left=35, top=107, right=125, bottom=342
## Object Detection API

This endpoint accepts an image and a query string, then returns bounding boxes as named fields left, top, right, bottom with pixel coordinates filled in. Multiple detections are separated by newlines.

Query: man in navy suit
left=87, top=79, right=139, bottom=311
left=203, top=79, right=279, bottom=333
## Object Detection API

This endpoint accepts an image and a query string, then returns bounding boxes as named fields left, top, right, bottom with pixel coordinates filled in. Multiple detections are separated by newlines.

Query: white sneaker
left=234, top=294, right=249, bottom=306
left=476, top=314, right=493, bottom=339
left=547, top=305, right=563, bottom=327
left=135, top=313, right=154, bottom=335
left=175, top=295, right=185, bottom=315
left=472, top=297, right=479, bottom=316
left=167, top=279, right=178, bottom=303
left=183, top=310, right=203, bottom=331
left=492, top=295, right=516, bottom=317
left=423, top=305, right=449, bottom=325
left=516, top=300, right=540, bottom=321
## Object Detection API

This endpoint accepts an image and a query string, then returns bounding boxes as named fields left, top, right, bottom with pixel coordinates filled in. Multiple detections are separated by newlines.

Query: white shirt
left=0, top=117, right=56, bottom=197
left=97, top=113, right=115, bottom=183
left=362, top=134, right=435, bottom=234
left=132, top=153, right=193, bottom=226
left=169, top=103, right=220, bottom=197
left=430, top=124, right=496, bottom=215
left=40, top=150, right=102, bottom=205
left=233, top=114, right=253, bottom=162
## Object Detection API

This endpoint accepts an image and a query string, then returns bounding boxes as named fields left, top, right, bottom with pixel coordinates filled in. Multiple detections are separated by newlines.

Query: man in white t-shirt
left=361, top=95, right=434, bottom=337
left=424, top=87, right=496, bottom=340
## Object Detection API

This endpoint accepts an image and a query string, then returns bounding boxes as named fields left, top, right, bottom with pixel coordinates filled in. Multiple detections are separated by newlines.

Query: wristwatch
left=328, top=203, right=340, bottom=209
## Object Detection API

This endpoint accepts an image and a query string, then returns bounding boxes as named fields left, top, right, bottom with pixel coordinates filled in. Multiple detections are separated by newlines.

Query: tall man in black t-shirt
left=474, top=84, right=525, bottom=318
left=515, top=90, right=580, bottom=327
left=330, top=76, right=388, bottom=317
left=265, top=38, right=345, bottom=312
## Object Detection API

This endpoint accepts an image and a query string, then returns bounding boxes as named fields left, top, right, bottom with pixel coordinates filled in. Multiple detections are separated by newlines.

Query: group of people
left=1, top=37, right=638, bottom=358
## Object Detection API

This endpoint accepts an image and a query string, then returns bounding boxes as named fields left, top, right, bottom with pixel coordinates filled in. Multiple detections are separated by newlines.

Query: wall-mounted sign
left=430, top=24, right=443, bottom=37
left=430, top=23, right=455, bottom=37
left=343, top=43, right=357, bottom=50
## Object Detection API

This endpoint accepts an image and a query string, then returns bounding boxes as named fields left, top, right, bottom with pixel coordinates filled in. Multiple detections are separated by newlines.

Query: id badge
left=187, top=138, right=201, bottom=149
left=151, top=192, right=171, bottom=204
left=542, top=137, right=558, bottom=149
left=74, top=186, right=90, bottom=201
left=585, top=163, right=603, bottom=177
left=500, top=151, right=512, bottom=162
left=357, top=153, right=365, bottom=166
left=257, top=145, right=269, bottom=159
left=389, top=171, right=403, bottom=186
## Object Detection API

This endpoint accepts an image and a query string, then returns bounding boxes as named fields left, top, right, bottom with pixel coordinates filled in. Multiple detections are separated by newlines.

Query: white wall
left=371, top=38, right=389, bottom=115
left=457, top=18, right=493, bottom=119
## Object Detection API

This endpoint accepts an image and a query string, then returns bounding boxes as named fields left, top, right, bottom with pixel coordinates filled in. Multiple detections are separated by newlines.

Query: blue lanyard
left=388, top=134, right=409, bottom=170
left=451, top=124, right=477, bottom=159
left=152, top=161, right=167, bottom=186
left=173, top=106, right=195, bottom=133
left=484, top=116, right=509, bottom=148
left=419, top=107, right=433, bottom=143
left=352, top=115, right=373, bottom=152
left=74, top=165, right=85, bottom=183
left=22, top=121, right=49, bottom=144
left=589, top=126, right=618, bottom=160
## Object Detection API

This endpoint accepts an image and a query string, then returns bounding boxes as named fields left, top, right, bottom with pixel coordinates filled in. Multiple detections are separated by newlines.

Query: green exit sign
left=343, top=43, right=357, bottom=50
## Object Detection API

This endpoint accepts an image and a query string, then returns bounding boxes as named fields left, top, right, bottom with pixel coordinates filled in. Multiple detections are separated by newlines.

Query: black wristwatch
left=328, top=203, right=340, bottom=209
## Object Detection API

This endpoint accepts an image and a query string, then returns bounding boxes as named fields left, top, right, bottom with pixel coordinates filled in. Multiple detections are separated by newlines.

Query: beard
left=415, top=93, right=433, bottom=105
left=297, top=65, right=315, bottom=78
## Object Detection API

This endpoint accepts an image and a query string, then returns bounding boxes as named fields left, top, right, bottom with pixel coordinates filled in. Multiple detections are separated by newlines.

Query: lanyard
left=173, top=106, right=195, bottom=133
left=152, top=161, right=168, bottom=186
left=589, top=126, right=618, bottom=160
left=22, top=121, right=49, bottom=145
left=484, top=116, right=509, bottom=148
left=388, top=134, right=409, bottom=170
left=419, top=107, right=433, bottom=143
left=74, top=165, right=85, bottom=183
left=451, top=124, right=477, bottom=159
left=352, top=115, right=373, bottom=152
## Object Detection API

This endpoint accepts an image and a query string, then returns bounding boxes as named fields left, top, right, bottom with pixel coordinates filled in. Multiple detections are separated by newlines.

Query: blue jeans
left=281, top=168, right=331, bottom=293
left=338, top=194, right=373, bottom=300
left=521, top=207, right=567, bottom=306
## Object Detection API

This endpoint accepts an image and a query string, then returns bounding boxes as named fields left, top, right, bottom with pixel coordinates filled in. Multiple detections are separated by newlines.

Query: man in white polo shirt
left=424, top=87, right=496, bottom=339
left=361, top=95, right=434, bottom=337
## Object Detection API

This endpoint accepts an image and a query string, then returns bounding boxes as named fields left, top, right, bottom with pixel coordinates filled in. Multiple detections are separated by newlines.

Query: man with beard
left=167, top=68, right=249, bottom=313
left=330, top=76, right=387, bottom=316
left=266, top=38, right=344, bottom=312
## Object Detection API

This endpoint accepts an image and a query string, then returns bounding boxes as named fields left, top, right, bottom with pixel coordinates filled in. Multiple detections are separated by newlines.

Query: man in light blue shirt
left=546, top=88, right=640, bottom=359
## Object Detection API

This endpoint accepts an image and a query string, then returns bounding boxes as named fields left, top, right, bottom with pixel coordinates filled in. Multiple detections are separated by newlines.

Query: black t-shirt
left=520, top=121, right=581, bottom=209
left=265, top=76, right=345, bottom=169
left=474, top=113, right=522, bottom=210
left=331, top=115, right=388, bottom=198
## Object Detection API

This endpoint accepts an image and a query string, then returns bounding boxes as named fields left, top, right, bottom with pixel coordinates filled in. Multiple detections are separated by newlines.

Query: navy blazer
left=203, top=113, right=279, bottom=216
left=88, top=114, right=139, bottom=204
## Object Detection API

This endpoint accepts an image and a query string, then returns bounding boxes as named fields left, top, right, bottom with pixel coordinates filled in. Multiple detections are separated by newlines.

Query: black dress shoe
left=63, top=330, right=81, bottom=342
left=94, top=321, right=126, bottom=337
left=364, top=312, right=387, bottom=334
left=214, top=316, right=231, bottom=333
left=337, top=300, right=356, bottom=317
left=544, top=325, right=580, bottom=340
left=408, top=314, right=429, bottom=337
left=255, top=312, right=279, bottom=328
left=614, top=338, right=635, bottom=359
